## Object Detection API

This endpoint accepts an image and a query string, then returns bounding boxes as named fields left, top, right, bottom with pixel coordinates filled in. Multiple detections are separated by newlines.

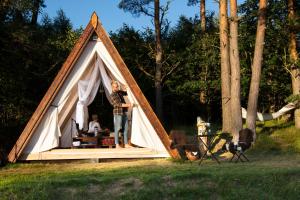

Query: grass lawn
left=1, top=120, right=300, bottom=200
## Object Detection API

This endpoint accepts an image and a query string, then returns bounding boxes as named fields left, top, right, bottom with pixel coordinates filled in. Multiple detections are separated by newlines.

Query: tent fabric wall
left=23, top=106, right=61, bottom=153
left=24, top=40, right=168, bottom=154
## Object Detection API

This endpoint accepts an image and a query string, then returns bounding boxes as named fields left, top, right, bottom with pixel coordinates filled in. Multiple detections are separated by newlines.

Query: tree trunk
left=219, top=0, right=232, bottom=133
left=200, top=0, right=206, bottom=32
left=229, top=0, right=242, bottom=143
left=31, top=0, right=41, bottom=25
left=246, top=0, right=267, bottom=141
left=288, top=0, right=300, bottom=128
left=154, top=0, right=163, bottom=121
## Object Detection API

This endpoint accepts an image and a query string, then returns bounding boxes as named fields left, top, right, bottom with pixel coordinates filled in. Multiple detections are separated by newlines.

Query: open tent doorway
left=88, top=81, right=114, bottom=134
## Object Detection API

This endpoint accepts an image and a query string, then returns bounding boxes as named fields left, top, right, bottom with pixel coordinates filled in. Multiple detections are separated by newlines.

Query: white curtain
left=75, top=57, right=114, bottom=130
left=76, top=61, right=101, bottom=130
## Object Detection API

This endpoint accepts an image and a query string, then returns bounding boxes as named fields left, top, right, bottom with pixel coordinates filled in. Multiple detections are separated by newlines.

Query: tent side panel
left=94, top=22, right=180, bottom=159
left=8, top=23, right=95, bottom=163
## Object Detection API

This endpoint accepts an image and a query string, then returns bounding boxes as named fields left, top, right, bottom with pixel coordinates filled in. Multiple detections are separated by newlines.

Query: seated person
left=88, top=114, right=102, bottom=134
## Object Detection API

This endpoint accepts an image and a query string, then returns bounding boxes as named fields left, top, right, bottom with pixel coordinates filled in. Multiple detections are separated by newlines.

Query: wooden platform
left=19, top=148, right=170, bottom=161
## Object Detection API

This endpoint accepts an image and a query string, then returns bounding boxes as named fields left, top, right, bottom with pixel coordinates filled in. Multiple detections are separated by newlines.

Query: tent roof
left=8, top=12, right=179, bottom=162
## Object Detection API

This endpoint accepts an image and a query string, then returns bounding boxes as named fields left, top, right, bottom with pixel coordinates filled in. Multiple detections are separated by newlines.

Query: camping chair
left=169, top=130, right=201, bottom=161
left=223, top=128, right=254, bottom=162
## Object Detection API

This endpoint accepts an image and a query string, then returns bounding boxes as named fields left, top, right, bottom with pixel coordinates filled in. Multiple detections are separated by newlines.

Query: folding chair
left=224, top=128, right=254, bottom=162
left=169, top=130, right=201, bottom=161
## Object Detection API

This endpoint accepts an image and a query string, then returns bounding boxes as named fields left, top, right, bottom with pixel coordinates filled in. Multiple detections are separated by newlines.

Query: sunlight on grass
left=1, top=156, right=300, bottom=200
left=254, top=120, right=300, bottom=153
left=1, top=120, right=300, bottom=200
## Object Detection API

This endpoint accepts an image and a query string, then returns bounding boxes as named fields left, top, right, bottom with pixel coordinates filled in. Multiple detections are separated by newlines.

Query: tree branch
left=159, top=1, right=170, bottom=27
left=161, top=61, right=181, bottom=82
left=135, top=61, right=155, bottom=80
left=139, top=4, right=154, bottom=17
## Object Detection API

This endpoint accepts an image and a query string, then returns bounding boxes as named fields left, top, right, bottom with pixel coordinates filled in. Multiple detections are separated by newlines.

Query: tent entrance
left=87, top=81, right=114, bottom=134
left=62, top=55, right=133, bottom=149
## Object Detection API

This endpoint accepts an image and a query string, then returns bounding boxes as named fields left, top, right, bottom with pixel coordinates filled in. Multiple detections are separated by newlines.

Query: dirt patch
left=55, top=187, right=78, bottom=198
left=88, top=184, right=103, bottom=193
left=103, top=177, right=143, bottom=196
left=162, top=175, right=177, bottom=187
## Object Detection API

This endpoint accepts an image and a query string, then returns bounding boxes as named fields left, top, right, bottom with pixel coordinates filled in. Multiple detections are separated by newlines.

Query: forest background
left=0, top=0, right=299, bottom=154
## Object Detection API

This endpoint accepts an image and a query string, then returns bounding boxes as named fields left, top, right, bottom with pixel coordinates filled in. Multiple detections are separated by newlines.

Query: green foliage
left=187, top=0, right=200, bottom=6
left=118, top=0, right=154, bottom=17
left=239, top=0, right=292, bottom=111
left=113, top=0, right=295, bottom=125
left=164, top=14, right=220, bottom=122
left=285, top=94, right=300, bottom=103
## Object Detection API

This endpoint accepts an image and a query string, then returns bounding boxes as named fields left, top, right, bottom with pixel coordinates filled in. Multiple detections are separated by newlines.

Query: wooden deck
left=19, top=148, right=170, bottom=161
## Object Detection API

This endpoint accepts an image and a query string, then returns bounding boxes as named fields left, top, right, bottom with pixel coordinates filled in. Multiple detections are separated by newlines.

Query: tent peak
left=91, top=12, right=99, bottom=29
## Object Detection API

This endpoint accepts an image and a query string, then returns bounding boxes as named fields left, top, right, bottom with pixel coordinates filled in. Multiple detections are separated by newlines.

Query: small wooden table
left=73, top=136, right=124, bottom=148
left=73, top=136, right=98, bottom=148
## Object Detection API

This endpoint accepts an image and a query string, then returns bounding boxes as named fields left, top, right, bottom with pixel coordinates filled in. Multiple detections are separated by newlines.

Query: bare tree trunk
left=288, top=0, right=300, bottom=128
left=219, top=0, right=232, bottom=133
left=31, top=0, right=41, bottom=25
left=246, top=0, right=267, bottom=141
left=154, top=0, right=163, bottom=121
left=229, top=0, right=242, bottom=143
left=200, top=0, right=206, bottom=32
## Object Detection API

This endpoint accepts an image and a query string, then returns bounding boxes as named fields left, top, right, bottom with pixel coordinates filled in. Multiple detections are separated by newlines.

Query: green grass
left=253, top=120, right=300, bottom=153
left=0, top=120, right=300, bottom=200
left=1, top=156, right=300, bottom=200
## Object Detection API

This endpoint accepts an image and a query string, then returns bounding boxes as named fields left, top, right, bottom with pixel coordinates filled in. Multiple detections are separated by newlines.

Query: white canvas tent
left=8, top=13, right=179, bottom=162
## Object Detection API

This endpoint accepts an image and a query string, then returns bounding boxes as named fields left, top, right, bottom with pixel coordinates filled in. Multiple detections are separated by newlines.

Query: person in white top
left=88, top=114, right=102, bottom=133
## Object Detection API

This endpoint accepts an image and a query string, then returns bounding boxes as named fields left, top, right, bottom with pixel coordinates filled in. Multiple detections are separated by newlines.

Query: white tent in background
left=8, top=13, right=179, bottom=162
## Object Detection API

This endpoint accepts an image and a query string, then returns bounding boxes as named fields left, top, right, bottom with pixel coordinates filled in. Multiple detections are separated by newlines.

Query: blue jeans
left=114, top=113, right=128, bottom=145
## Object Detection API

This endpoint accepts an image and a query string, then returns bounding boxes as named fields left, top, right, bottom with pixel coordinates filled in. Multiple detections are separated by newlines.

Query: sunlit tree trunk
left=288, top=0, right=300, bottom=129
left=200, top=0, right=206, bottom=32
left=246, top=0, right=267, bottom=141
left=229, top=0, right=242, bottom=143
left=199, top=0, right=207, bottom=118
left=154, top=0, right=163, bottom=120
left=219, top=0, right=232, bottom=133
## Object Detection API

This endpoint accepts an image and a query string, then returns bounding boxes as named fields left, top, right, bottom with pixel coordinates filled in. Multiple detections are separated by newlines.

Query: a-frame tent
left=8, top=12, right=179, bottom=162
